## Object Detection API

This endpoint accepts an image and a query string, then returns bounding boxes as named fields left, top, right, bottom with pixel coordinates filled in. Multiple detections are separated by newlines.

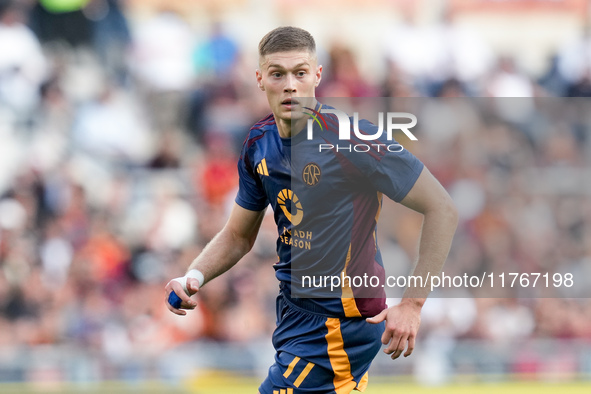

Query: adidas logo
left=256, top=158, right=269, bottom=176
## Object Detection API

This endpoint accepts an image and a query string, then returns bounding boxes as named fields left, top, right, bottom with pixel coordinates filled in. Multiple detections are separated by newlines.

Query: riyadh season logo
left=303, top=107, right=418, bottom=153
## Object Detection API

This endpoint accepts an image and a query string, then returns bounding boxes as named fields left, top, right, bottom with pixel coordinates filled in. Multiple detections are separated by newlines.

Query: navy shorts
left=259, top=293, right=384, bottom=394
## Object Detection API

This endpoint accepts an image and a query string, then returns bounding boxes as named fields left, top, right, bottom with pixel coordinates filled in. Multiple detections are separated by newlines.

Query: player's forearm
left=402, top=199, right=458, bottom=303
left=186, top=227, right=253, bottom=286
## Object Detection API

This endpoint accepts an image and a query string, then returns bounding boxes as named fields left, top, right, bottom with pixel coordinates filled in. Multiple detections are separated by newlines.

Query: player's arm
left=164, top=202, right=266, bottom=315
left=367, top=166, right=458, bottom=359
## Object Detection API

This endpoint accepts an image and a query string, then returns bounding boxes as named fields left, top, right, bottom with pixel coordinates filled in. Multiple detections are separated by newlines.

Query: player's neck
left=275, top=98, right=317, bottom=139
left=275, top=117, right=307, bottom=139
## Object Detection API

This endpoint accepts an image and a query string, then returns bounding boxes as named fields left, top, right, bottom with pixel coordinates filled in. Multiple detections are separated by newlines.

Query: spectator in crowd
left=0, top=0, right=47, bottom=120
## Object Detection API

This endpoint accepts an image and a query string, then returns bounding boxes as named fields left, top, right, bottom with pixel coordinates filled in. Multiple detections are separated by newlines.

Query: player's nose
left=284, top=74, right=296, bottom=92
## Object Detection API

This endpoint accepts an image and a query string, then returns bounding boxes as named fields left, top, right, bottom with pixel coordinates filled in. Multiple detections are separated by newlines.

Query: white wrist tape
left=172, top=269, right=205, bottom=295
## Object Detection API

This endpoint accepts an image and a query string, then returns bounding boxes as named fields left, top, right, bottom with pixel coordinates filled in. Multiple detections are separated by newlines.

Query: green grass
left=365, top=381, right=591, bottom=394
left=0, top=381, right=188, bottom=394
left=1, top=374, right=590, bottom=394
left=185, top=371, right=591, bottom=393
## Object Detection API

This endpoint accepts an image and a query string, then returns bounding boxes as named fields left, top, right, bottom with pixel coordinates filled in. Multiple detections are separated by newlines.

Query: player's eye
left=271, top=72, right=282, bottom=78
left=297, top=71, right=307, bottom=77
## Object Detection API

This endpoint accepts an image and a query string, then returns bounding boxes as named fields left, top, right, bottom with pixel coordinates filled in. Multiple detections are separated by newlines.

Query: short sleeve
left=368, top=144, right=424, bottom=202
left=348, top=119, right=424, bottom=202
left=235, top=147, right=269, bottom=211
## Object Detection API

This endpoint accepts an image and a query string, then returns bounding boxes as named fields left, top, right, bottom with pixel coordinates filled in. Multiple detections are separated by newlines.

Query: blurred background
left=1, top=0, right=591, bottom=392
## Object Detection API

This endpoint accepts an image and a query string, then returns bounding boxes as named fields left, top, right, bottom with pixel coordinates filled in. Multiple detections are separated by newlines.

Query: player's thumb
left=186, top=278, right=200, bottom=295
left=366, top=308, right=388, bottom=324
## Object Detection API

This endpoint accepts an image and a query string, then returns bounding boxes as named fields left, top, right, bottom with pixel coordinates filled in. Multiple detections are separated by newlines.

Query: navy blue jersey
left=235, top=104, right=424, bottom=318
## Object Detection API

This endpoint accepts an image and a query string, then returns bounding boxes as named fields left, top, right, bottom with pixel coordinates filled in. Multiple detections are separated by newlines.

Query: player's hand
left=366, top=299, right=422, bottom=360
left=164, top=277, right=200, bottom=316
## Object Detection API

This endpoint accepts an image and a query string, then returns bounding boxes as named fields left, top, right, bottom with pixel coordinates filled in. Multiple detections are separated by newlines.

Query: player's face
left=256, top=50, right=322, bottom=122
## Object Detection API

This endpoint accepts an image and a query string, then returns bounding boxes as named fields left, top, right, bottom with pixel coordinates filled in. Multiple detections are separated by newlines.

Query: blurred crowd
left=1, top=0, right=591, bottom=382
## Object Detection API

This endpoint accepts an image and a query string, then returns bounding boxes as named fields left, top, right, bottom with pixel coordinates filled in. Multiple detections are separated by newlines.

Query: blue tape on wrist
left=168, top=291, right=183, bottom=309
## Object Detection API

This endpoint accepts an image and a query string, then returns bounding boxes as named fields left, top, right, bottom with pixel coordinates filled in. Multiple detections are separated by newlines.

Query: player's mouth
left=281, top=98, right=299, bottom=109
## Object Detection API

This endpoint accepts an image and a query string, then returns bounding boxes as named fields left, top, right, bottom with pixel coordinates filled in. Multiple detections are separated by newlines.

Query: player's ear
left=315, top=65, right=322, bottom=87
left=256, top=69, right=265, bottom=91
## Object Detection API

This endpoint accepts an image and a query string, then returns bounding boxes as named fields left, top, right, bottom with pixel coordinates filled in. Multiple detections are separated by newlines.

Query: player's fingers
left=385, top=331, right=407, bottom=360
left=390, top=334, right=408, bottom=360
left=164, top=285, right=188, bottom=315
left=382, top=327, right=397, bottom=353
left=380, top=323, right=394, bottom=345
left=186, top=278, right=201, bottom=295
left=174, top=281, right=197, bottom=308
left=383, top=332, right=401, bottom=355
left=366, top=308, right=388, bottom=325
left=404, top=335, right=416, bottom=358
left=164, top=295, right=187, bottom=315
left=165, top=281, right=196, bottom=310
left=165, top=289, right=196, bottom=314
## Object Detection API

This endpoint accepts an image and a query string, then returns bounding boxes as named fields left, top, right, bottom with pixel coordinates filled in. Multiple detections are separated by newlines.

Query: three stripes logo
left=256, top=158, right=269, bottom=176
left=274, top=356, right=315, bottom=392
